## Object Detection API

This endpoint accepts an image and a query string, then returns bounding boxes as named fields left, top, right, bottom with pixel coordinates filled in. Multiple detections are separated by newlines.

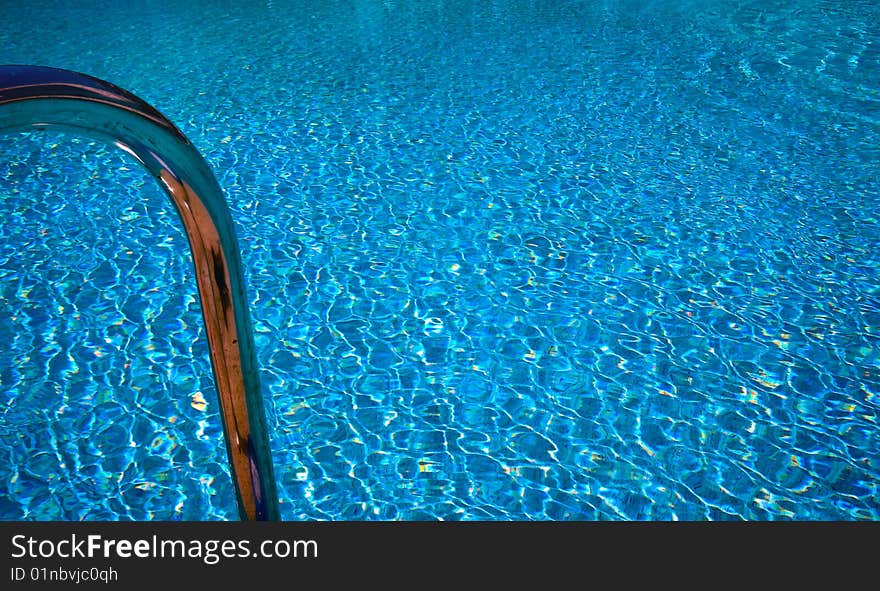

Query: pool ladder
left=0, top=65, right=279, bottom=521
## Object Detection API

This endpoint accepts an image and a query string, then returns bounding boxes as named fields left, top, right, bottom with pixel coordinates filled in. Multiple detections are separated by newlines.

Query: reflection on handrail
left=0, top=65, right=279, bottom=521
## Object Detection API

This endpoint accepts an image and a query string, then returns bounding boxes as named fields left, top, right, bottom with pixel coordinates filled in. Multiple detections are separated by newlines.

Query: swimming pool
left=1, top=0, right=877, bottom=521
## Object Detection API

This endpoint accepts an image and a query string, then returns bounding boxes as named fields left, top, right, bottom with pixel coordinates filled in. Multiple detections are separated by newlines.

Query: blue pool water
left=1, top=0, right=878, bottom=520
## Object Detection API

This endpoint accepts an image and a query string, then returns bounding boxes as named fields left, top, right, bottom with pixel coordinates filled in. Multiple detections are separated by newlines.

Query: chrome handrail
left=0, top=65, right=279, bottom=521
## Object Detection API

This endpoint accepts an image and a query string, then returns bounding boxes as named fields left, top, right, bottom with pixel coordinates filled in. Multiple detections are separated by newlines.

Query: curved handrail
left=0, top=65, right=279, bottom=521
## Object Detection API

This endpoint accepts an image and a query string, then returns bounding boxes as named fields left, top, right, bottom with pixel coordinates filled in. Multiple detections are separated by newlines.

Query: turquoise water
left=1, top=0, right=878, bottom=520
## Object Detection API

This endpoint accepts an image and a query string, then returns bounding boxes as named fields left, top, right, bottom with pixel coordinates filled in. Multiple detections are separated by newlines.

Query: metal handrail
left=0, top=65, right=279, bottom=521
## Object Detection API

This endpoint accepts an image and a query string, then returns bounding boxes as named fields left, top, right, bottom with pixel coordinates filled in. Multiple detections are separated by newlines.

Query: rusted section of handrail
left=0, top=65, right=279, bottom=521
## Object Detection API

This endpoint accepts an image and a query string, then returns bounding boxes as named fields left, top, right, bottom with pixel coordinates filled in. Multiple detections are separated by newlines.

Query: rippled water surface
left=1, top=0, right=878, bottom=520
